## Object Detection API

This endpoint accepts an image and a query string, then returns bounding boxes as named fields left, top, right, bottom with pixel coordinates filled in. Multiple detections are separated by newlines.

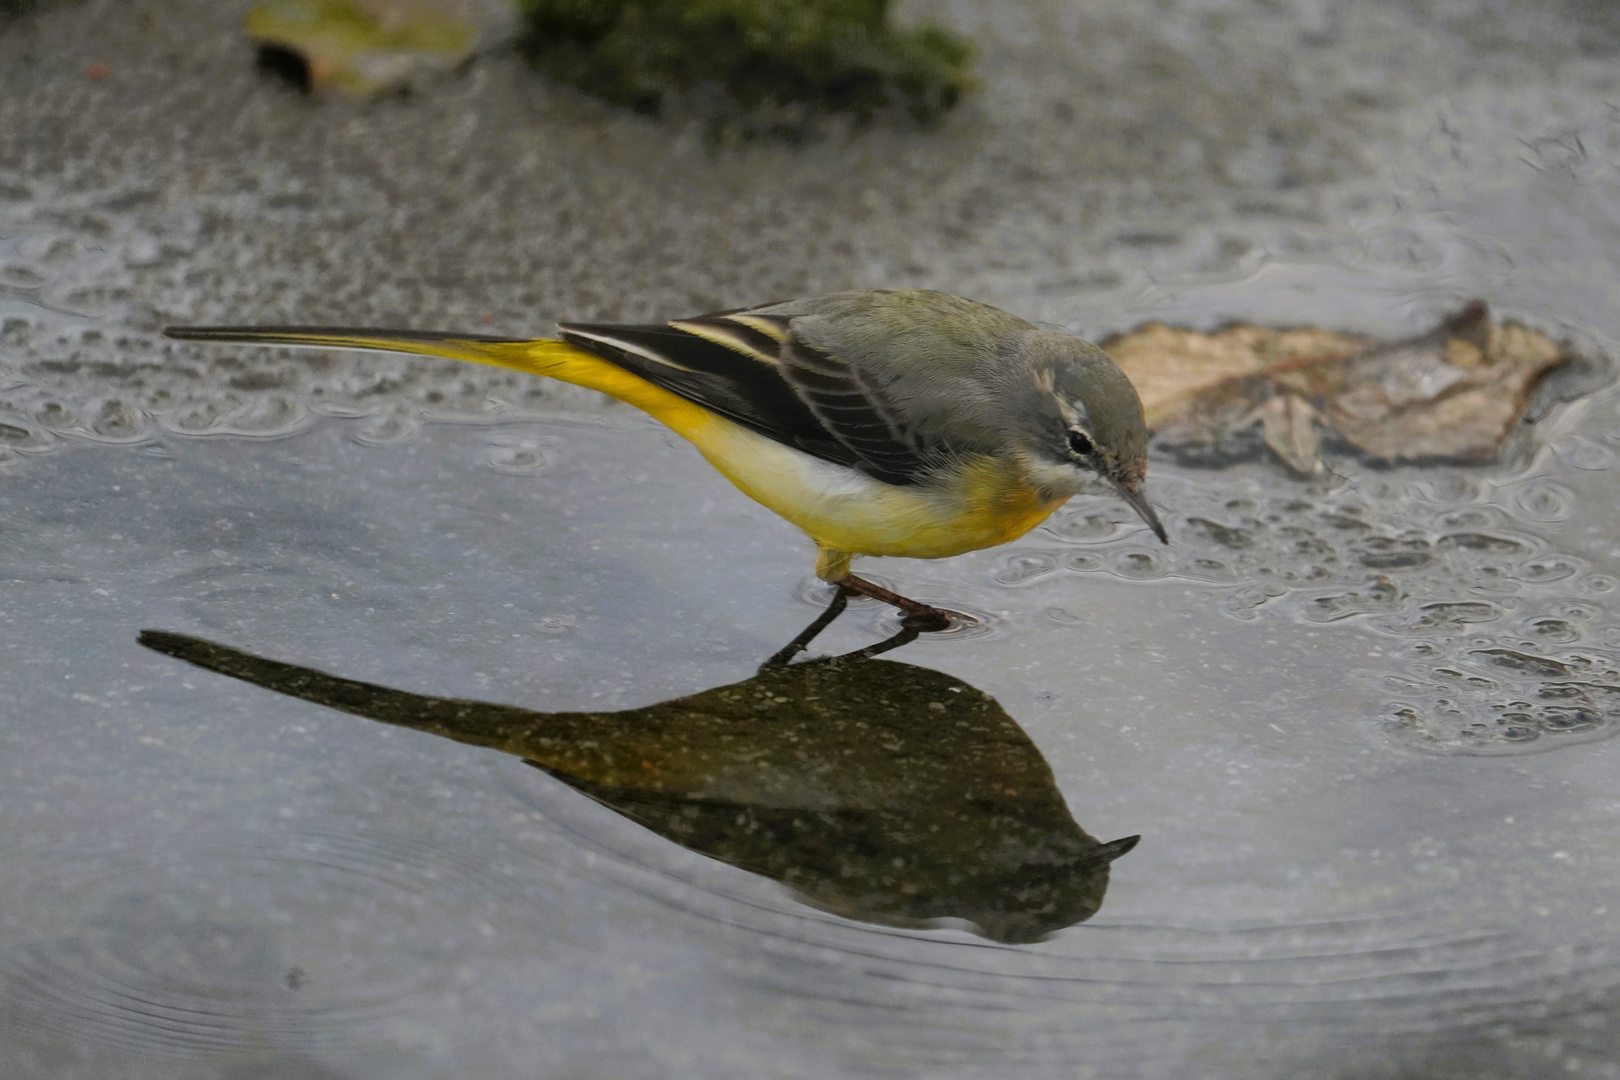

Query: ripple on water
left=1507, top=476, right=1575, bottom=522
left=4, top=386, right=154, bottom=447
left=158, top=395, right=314, bottom=441
left=0, top=181, right=607, bottom=455
left=1578, top=572, right=1617, bottom=597
left=875, top=601, right=1000, bottom=643
left=524, top=808, right=1609, bottom=1056
left=1518, top=555, right=1585, bottom=583
left=346, top=408, right=420, bottom=447
left=1523, top=616, right=1582, bottom=644
left=1039, top=506, right=1132, bottom=543
left=507, top=735, right=1593, bottom=1041
left=0, top=828, right=510, bottom=1056
left=1553, top=434, right=1615, bottom=471
left=1049, top=472, right=1620, bottom=755
left=0, top=411, right=53, bottom=454
left=483, top=430, right=558, bottom=476
left=1106, top=547, right=1172, bottom=580
left=991, top=551, right=1060, bottom=586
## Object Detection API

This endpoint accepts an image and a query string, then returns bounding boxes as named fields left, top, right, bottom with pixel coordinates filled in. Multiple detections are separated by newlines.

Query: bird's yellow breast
left=690, top=417, right=1067, bottom=562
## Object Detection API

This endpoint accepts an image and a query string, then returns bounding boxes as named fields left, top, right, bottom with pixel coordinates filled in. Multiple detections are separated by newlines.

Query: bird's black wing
left=558, top=312, right=938, bottom=486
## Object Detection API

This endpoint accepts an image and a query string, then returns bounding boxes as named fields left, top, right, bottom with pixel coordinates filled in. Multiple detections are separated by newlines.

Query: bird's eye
left=1067, top=429, right=1096, bottom=456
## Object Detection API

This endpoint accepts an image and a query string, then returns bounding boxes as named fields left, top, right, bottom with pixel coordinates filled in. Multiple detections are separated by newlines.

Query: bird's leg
left=762, top=588, right=925, bottom=670
left=760, top=588, right=851, bottom=669
left=813, top=548, right=961, bottom=633
left=837, top=574, right=954, bottom=632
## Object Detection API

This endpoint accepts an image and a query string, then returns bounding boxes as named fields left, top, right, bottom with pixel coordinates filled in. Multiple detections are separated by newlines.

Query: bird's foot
left=836, top=575, right=970, bottom=633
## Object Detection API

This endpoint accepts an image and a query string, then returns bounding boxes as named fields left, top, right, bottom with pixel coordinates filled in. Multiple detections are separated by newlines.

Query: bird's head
left=1010, top=331, right=1167, bottom=543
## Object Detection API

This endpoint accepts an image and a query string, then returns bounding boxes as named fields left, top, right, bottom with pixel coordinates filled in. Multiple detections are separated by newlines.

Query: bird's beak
left=1101, top=835, right=1141, bottom=862
left=1113, top=480, right=1168, bottom=544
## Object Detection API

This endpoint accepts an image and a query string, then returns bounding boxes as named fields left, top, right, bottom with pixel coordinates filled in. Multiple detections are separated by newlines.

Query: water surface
left=4, top=0, right=1620, bottom=1076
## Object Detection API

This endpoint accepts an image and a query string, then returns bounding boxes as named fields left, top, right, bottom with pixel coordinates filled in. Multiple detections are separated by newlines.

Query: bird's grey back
left=760, top=290, right=1041, bottom=455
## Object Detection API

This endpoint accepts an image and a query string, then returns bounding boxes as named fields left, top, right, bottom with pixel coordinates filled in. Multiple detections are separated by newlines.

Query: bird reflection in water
left=139, top=598, right=1137, bottom=944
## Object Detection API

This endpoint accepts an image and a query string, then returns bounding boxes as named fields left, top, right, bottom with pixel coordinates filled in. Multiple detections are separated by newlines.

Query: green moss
left=517, top=0, right=975, bottom=134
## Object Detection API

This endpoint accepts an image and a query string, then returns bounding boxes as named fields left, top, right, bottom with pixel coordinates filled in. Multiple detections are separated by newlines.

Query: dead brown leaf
left=1103, top=301, right=1574, bottom=474
left=1261, top=392, right=1320, bottom=476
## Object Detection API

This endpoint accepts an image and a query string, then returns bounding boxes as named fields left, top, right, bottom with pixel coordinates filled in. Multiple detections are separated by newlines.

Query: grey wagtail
left=164, top=289, right=1166, bottom=628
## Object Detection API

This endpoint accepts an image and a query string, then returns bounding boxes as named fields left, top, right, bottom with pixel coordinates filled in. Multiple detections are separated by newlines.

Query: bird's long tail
left=162, top=324, right=712, bottom=436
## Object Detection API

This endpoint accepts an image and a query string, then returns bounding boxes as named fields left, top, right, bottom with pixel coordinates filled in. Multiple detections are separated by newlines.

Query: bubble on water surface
left=534, top=613, right=576, bottom=634
left=1107, top=547, right=1171, bottom=580
left=1524, top=618, right=1581, bottom=645
left=1051, top=470, right=1620, bottom=755
left=1553, top=435, right=1614, bottom=471
left=0, top=411, right=51, bottom=452
left=346, top=407, right=420, bottom=447
left=992, top=552, right=1060, bottom=586
left=1039, top=507, right=1130, bottom=543
left=483, top=429, right=559, bottom=475
left=1042, top=605, right=1083, bottom=627
left=1060, top=551, right=1104, bottom=573
left=1508, top=477, right=1575, bottom=522
left=0, top=175, right=614, bottom=468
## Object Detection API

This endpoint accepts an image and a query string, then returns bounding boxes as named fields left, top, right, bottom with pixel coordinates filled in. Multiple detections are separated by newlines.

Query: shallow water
left=5, top=0, right=1620, bottom=1076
